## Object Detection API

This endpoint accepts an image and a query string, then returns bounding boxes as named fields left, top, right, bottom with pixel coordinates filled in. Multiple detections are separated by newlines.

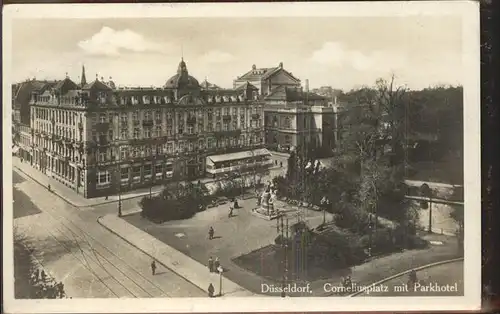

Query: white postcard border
left=3, top=1, right=481, bottom=312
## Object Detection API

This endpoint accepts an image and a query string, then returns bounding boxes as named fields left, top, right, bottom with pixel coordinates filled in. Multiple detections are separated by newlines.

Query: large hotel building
left=13, top=59, right=344, bottom=198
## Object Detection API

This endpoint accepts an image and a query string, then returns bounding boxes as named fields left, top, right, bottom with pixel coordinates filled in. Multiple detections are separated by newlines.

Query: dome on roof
left=164, top=58, right=200, bottom=89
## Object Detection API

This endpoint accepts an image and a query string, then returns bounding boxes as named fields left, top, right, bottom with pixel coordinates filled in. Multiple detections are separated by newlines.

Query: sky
left=11, top=16, right=463, bottom=91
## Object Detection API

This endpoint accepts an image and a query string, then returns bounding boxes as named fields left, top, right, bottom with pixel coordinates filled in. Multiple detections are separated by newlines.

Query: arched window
left=284, top=117, right=291, bottom=129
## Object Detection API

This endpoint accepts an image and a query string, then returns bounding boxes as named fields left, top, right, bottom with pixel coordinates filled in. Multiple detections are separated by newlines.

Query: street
left=13, top=169, right=205, bottom=298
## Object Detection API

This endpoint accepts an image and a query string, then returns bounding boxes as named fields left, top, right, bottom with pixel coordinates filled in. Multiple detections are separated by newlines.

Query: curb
left=96, top=215, right=207, bottom=295
left=348, top=257, right=464, bottom=297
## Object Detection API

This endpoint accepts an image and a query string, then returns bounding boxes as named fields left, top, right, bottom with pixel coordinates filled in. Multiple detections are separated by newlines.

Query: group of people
left=29, top=269, right=66, bottom=299
left=207, top=256, right=221, bottom=273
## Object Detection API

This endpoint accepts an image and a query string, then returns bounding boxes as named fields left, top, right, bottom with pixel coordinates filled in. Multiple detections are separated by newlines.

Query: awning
left=207, top=148, right=271, bottom=164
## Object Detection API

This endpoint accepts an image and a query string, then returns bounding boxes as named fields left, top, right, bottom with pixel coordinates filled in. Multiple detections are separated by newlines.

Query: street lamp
left=320, top=196, right=329, bottom=225
left=217, top=265, right=223, bottom=296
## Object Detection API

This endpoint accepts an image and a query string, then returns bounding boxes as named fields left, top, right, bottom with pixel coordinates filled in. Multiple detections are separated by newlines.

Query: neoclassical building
left=234, top=63, right=338, bottom=155
left=29, top=59, right=269, bottom=198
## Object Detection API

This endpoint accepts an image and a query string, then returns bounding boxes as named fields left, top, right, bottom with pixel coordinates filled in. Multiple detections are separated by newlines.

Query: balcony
left=142, top=119, right=154, bottom=127
left=251, top=113, right=260, bottom=120
left=222, top=115, right=232, bottom=121
left=183, top=132, right=198, bottom=139
left=214, top=129, right=241, bottom=138
left=186, top=117, right=197, bottom=125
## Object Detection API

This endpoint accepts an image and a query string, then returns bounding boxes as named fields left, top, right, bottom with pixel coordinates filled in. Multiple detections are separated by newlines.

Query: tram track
left=13, top=170, right=205, bottom=298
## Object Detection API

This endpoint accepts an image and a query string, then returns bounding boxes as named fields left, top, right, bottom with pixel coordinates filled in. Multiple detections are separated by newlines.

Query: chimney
left=305, top=79, right=309, bottom=93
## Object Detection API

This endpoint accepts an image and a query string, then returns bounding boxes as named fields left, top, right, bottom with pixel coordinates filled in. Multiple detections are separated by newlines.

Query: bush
left=359, top=228, right=395, bottom=255
left=140, top=183, right=208, bottom=223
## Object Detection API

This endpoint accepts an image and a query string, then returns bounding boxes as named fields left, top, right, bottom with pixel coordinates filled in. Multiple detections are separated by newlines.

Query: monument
left=251, top=182, right=282, bottom=220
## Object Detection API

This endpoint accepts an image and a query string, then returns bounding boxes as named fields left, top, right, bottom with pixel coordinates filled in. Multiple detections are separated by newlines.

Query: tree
left=374, top=76, right=408, bottom=165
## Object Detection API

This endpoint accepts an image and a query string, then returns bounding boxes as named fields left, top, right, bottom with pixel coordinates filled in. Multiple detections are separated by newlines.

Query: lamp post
left=217, top=265, right=223, bottom=296
left=320, top=196, right=329, bottom=225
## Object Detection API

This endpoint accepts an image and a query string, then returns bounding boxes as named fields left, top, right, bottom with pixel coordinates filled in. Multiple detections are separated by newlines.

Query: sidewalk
left=13, top=156, right=281, bottom=209
left=97, top=214, right=255, bottom=297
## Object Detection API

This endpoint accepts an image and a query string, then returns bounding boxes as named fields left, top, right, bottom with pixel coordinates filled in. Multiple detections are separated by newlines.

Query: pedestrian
left=105, top=196, right=108, bottom=200
left=208, top=256, right=214, bottom=272
left=280, top=161, right=283, bottom=168
left=48, top=184, right=51, bottom=192
left=214, top=257, right=220, bottom=271
left=228, top=205, right=234, bottom=218
left=208, top=226, right=214, bottom=240
left=275, top=160, right=278, bottom=166
left=409, top=269, right=417, bottom=284
left=208, top=283, right=215, bottom=297
left=151, top=260, right=156, bottom=276
left=41, top=270, right=47, bottom=282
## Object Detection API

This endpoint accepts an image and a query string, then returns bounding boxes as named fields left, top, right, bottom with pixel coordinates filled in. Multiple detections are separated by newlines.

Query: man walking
left=208, top=226, right=214, bottom=240
left=208, top=283, right=215, bottom=297
left=151, top=260, right=157, bottom=276
left=208, top=256, right=214, bottom=273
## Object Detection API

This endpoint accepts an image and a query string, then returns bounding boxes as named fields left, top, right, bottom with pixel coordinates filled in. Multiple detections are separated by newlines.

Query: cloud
left=200, top=50, right=235, bottom=64
left=309, top=41, right=407, bottom=72
left=78, top=27, right=169, bottom=56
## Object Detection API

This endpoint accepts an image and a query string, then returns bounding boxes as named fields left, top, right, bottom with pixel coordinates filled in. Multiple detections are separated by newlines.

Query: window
left=154, top=126, right=161, bottom=137
left=144, top=111, right=152, bottom=120
left=96, top=171, right=110, bottom=185
left=133, top=128, right=140, bottom=139
left=232, top=121, right=238, bottom=130
left=121, top=129, right=128, bottom=139
left=144, top=164, right=152, bottom=177
left=132, top=166, right=141, bottom=178
left=224, top=108, right=230, bottom=115
left=216, top=109, right=221, bottom=117
left=178, top=126, right=184, bottom=134
left=98, top=151, right=106, bottom=162
left=99, top=114, right=107, bottom=123
left=207, top=123, right=213, bottom=132
left=156, top=145, right=162, bottom=155
left=232, top=108, right=237, bottom=115
left=197, top=122, right=204, bottom=133
left=188, top=126, right=194, bottom=134
left=284, top=117, right=291, bottom=129
left=166, top=143, right=173, bottom=153
left=145, top=146, right=152, bottom=156
left=155, top=110, right=161, bottom=121
left=108, top=130, right=113, bottom=141
left=144, top=128, right=151, bottom=138
left=120, top=147, right=128, bottom=160
left=131, top=146, right=139, bottom=158
left=132, top=111, right=139, bottom=121
left=188, top=142, right=194, bottom=152
left=121, top=167, right=129, bottom=180
left=223, top=123, right=229, bottom=131
left=285, top=135, right=291, bottom=144
left=198, top=139, right=204, bottom=149
left=165, top=163, right=173, bottom=177
left=166, top=126, right=173, bottom=136
left=154, top=164, right=163, bottom=177
left=120, top=113, right=128, bottom=123
left=216, top=122, right=221, bottom=132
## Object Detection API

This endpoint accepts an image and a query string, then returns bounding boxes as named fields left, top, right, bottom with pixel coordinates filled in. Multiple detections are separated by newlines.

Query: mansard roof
left=235, top=63, right=300, bottom=83
left=264, top=85, right=326, bottom=102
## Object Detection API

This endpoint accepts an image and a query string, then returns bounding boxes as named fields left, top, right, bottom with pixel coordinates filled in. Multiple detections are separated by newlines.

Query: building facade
left=234, top=63, right=339, bottom=156
left=29, top=59, right=268, bottom=198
